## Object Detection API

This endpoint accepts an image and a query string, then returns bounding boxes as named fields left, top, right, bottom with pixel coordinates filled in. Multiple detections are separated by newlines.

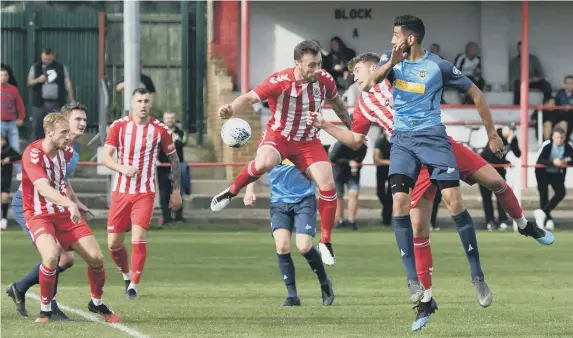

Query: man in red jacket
left=1, top=65, right=25, bottom=175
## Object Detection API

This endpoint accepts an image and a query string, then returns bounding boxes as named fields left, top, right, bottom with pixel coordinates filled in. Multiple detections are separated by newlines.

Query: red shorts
left=259, top=127, right=329, bottom=173
left=107, top=192, right=155, bottom=233
left=410, top=137, right=488, bottom=208
left=26, top=214, right=93, bottom=251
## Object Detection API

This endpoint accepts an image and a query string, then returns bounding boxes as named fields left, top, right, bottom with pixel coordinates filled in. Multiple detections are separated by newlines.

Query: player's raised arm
left=307, top=112, right=365, bottom=150
left=365, top=47, right=404, bottom=91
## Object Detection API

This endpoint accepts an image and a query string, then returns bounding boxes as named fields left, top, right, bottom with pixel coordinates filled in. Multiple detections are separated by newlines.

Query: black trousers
left=536, top=171, right=566, bottom=219
left=513, top=79, right=553, bottom=105
left=479, top=168, right=508, bottom=223
left=157, top=169, right=183, bottom=223
left=376, top=167, right=392, bottom=224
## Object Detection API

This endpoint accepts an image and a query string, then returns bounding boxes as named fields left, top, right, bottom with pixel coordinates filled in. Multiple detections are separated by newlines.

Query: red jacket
left=1, top=83, right=25, bottom=121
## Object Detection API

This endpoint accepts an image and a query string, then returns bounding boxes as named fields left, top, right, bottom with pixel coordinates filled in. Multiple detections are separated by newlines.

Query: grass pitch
left=2, top=226, right=572, bottom=337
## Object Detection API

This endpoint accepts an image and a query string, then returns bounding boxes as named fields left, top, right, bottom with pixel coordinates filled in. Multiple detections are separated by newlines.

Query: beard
left=304, top=74, right=319, bottom=83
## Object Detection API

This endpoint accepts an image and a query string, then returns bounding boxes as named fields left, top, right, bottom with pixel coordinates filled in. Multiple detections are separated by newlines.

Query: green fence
left=1, top=10, right=100, bottom=125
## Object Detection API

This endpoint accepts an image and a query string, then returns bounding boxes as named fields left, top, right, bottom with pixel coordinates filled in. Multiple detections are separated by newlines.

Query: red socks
left=109, top=245, right=130, bottom=274
left=131, top=241, right=147, bottom=284
left=39, top=264, right=56, bottom=309
left=88, top=266, right=106, bottom=299
left=230, top=160, right=263, bottom=195
left=494, top=183, right=524, bottom=220
left=318, top=189, right=337, bottom=243
left=413, top=236, right=433, bottom=290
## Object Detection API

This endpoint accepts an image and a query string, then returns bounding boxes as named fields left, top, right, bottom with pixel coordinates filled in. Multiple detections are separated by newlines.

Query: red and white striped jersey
left=105, top=116, right=176, bottom=194
left=351, top=79, right=395, bottom=136
left=21, top=140, right=74, bottom=219
left=253, top=68, right=338, bottom=141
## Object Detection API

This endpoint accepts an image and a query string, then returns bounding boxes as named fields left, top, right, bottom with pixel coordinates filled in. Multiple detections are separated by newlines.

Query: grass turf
left=2, top=226, right=572, bottom=337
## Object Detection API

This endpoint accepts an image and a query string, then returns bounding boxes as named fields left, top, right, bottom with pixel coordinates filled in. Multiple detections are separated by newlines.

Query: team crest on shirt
left=452, top=66, right=462, bottom=76
left=418, top=70, right=427, bottom=78
left=380, top=54, right=389, bottom=62
left=313, top=86, right=321, bottom=98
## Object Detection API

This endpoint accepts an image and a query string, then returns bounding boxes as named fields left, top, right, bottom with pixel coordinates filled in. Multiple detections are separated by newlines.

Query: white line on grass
left=27, top=292, right=151, bottom=338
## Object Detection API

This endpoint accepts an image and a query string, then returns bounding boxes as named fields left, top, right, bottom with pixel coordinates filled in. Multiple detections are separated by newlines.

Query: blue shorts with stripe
left=270, top=195, right=317, bottom=237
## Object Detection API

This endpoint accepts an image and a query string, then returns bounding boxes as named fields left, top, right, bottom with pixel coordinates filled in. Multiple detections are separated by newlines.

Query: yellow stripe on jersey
left=394, top=79, right=426, bottom=94
left=281, top=158, right=295, bottom=166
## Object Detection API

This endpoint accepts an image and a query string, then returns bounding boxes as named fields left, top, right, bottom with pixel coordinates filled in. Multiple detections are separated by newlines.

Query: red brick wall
left=210, top=1, right=240, bottom=86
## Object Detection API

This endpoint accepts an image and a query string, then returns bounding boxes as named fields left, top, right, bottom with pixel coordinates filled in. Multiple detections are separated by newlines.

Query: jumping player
left=308, top=52, right=554, bottom=331
left=101, top=88, right=182, bottom=300
left=18, top=112, right=118, bottom=323
left=243, top=159, right=334, bottom=306
left=7, top=103, right=92, bottom=319
left=211, top=40, right=352, bottom=266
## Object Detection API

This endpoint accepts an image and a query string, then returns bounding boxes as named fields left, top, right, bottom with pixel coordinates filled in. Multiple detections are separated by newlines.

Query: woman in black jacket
left=534, top=127, right=573, bottom=230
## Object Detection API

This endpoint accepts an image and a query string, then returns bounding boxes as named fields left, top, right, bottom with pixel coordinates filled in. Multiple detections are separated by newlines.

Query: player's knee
left=83, top=250, right=105, bottom=268
left=254, top=154, right=279, bottom=172
left=276, top=243, right=290, bottom=254
left=411, top=219, right=430, bottom=237
left=482, top=176, right=505, bottom=193
left=59, top=253, right=75, bottom=270
left=42, top=253, right=59, bottom=269
left=295, top=239, right=313, bottom=254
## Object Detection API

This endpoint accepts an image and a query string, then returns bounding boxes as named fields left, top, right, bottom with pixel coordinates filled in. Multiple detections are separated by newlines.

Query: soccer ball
left=221, top=118, right=252, bottom=148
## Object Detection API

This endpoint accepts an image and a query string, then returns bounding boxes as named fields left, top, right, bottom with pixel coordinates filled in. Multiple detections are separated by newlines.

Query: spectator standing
left=479, top=125, right=521, bottom=230
left=1, top=132, right=21, bottom=229
left=534, top=127, right=573, bottom=230
left=329, top=140, right=367, bottom=231
left=157, top=112, right=188, bottom=225
left=116, top=61, right=157, bottom=105
left=1, top=65, right=25, bottom=175
left=510, top=41, right=553, bottom=105
left=27, top=47, right=74, bottom=141
left=1, top=63, right=18, bottom=87
left=373, top=130, right=392, bottom=226
left=326, top=36, right=356, bottom=90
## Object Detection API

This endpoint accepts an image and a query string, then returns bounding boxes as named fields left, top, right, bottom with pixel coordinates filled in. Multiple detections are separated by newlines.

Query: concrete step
left=71, top=163, right=227, bottom=180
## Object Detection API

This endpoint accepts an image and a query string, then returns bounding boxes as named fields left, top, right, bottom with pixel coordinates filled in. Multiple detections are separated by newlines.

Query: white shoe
left=318, top=242, right=336, bottom=266
left=0, top=218, right=7, bottom=230
left=210, top=187, right=234, bottom=212
left=545, top=219, right=555, bottom=230
left=499, top=222, right=509, bottom=231
left=533, top=209, right=546, bottom=229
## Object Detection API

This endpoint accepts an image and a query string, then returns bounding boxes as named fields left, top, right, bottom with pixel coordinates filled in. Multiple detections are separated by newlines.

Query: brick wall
left=209, top=0, right=239, bottom=86
left=206, top=56, right=261, bottom=181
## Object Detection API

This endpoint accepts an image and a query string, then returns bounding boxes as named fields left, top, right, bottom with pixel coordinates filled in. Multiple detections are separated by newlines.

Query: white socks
left=422, top=288, right=432, bottom=303
left=515, top=217, right=528, bottom=229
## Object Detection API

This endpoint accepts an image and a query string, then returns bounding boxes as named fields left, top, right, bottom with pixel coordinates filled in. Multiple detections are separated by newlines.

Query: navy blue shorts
left=389, top=124, right=459, bottom=182
left=270, top=195, right=317, bottom=237
left=11, top=190, right=33, bottom=243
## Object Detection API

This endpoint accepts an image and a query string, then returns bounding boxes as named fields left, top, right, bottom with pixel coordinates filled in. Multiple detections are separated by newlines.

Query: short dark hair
left=60, top=102, right=88, bottom=119
left=293, top=40, right=320, bottom=61
left=565, top=75, right=573, bottom=82
left=553, top=126, right=566, bottom=135
left=347, top=53, right=381, bottom=73
left=394, top=15, right=425, bottom=44
left=42, top=47, right=53, bottom=55
left=132, top=88, right=150, bottom=96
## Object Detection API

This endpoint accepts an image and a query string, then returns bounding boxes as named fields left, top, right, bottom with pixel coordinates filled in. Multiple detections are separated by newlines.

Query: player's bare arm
left=327, top=95, right=352, bottom=129
left=219, top=91, right=262, bottom=119
left=35, top=180, right=81, bottom=223
left=101, top=146, right=137, bottom=177
left=308, top=112, right=365, bottom=150
left=167, top=152, right=183, bottom=210
left=65, top=181, right=94, bottom=217
left=244, top=182, right=257, bottom=207
left=366, top=44, right=407, bottom=91
left=467, top=83, right=504, bottom=157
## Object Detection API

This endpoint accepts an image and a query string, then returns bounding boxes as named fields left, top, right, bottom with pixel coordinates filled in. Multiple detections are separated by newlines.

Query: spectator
left=429, top=43, right=444, bottom=59
left=534, top=127, right=573, bottom=230
left=157, top=112, right=188, bottom=225
left=27, top=47, right=74, bottom=141
left=373, top=130, right=392, bottom=226
left=116, top=61, right=156, bottom=104
left=312, top=39, right=332, bottom=75
left=326, top=36, right=356, bottom=90
left=329, top=140, right=367, bottom=231
left=1, top=65, right=25, bottom=175
left=1, top=132, right=21, bottom=230
left=544, top=75, right=573, bottom=140
left=0, top=63, right=18, bottom=87
left=509, top=41, right=553, bottom=105
left=454, top=42, right=485, bottom=103
left=479, top=124, right=521, bottom=231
